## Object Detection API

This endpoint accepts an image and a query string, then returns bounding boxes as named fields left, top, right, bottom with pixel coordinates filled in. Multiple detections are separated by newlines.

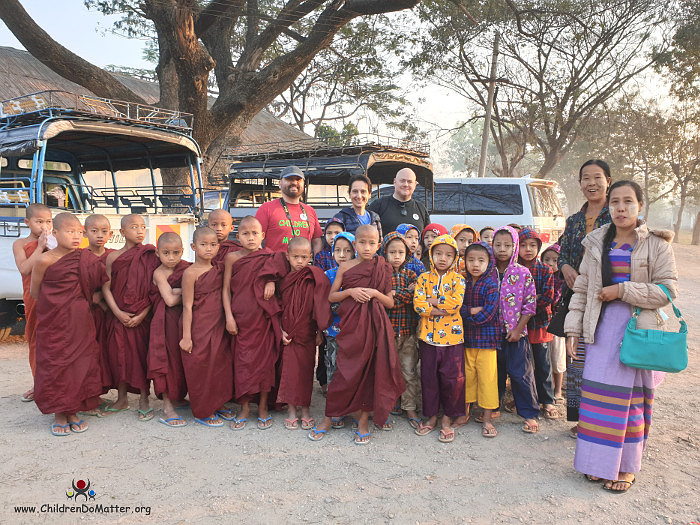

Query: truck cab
left=0, top=90, right=205, bottom=338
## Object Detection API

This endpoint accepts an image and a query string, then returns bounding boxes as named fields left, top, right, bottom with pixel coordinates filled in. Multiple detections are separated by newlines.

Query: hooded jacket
left=413, top=234, right=466, bottom=346
left=517, top=228, right=555, bottom=334
left=396, top=223, right=426, bottom=275
left=459, top=242, right=501, bottom=349
left=323, top=232, right=355, bottom=338
left=314, top=218, right=345, bottom=271
left=382, top=232, right=418, bottom=337
left=564, top=223, right=678, bottom=343
left=451, top=224, right=480, bottom=276
left=493, top=226, right=537, bottom=335
left=541, top=243, right=563, bottom=306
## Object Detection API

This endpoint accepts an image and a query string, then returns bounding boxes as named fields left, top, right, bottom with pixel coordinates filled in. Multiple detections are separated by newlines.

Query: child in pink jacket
left=492, top=226, right=540, bottom=433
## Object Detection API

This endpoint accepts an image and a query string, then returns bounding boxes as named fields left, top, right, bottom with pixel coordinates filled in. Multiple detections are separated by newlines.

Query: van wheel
left=0, top=326, right=11, bottom=343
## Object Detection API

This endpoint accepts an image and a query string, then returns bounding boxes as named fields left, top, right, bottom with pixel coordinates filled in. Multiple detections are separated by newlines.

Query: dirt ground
left=0, top=245, right=698, bottom=525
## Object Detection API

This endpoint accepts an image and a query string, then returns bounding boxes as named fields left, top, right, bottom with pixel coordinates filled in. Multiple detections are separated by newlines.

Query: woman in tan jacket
left=564, top=180, right=678, bottom=493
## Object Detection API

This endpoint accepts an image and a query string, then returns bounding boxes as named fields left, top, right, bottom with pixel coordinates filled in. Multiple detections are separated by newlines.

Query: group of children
left=17, top=203, right=565, bottom=446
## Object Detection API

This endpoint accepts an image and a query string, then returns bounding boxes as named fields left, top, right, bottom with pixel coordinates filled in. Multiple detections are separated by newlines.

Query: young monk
left=149, top=232, right=190, bottom=427
left=208, top=209, right=241, bottom=266
left=309, top=225, right=405, bottom=445
left=13, top=203, right=53, bottom=402
left=180, top=227, right=233, bottom=428
left=30, top=213, right=108, bottom=435
left=223, top=216, right=287, bottom=430
left=83, top=214, right=114, bottom=398
left=277, top=237, right=332, bottom=430
left=102, top=214, right=160, bottom=420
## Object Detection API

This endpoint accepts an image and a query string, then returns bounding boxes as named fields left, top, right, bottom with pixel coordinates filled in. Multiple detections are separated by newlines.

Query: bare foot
left=52, top=413, right=70, bottom=435
left=452, top=415, right=470, bottom=428
left=67, top=414, right=88, bottom=432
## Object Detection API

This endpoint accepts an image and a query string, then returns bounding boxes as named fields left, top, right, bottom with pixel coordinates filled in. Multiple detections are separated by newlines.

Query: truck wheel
left=0, top=326, right=11, bottom=343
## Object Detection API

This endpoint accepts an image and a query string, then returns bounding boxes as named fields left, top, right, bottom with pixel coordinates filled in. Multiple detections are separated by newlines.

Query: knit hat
left=422, top=223, right=448, bottom=240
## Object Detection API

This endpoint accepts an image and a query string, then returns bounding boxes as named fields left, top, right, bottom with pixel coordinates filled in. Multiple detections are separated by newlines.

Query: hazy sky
left=0, top=1, right=465, bottom=156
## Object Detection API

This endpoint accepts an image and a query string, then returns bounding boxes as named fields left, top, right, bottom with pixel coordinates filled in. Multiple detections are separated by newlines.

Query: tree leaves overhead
left=403, top=0, right=669, bottom=178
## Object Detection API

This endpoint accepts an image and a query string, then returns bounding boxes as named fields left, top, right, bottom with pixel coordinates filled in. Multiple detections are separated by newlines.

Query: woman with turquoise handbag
left=563, top=180, right=679, bottom=493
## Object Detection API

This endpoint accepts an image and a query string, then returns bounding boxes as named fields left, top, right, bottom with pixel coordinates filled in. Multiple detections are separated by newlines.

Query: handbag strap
left=656, top=284, right=684, bottom=321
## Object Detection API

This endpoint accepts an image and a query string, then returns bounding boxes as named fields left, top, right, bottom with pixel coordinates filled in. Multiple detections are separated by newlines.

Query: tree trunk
left=692, top=210, right=700, bottom=245
left=673, top=190, right=686, bottom=243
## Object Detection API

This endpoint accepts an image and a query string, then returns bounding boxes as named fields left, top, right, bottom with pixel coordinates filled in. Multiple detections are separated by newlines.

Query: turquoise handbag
left=619, top=284, right=688, bottom=373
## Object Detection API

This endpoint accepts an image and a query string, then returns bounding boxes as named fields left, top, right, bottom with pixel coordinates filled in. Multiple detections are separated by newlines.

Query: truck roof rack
left=0, top=90, right=193, bottom=133
left=223, top=133, right=430, bottom=161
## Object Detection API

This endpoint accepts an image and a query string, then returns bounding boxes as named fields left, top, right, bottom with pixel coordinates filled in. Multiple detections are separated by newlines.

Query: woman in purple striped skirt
left=563, top=180, right=678, bottom=493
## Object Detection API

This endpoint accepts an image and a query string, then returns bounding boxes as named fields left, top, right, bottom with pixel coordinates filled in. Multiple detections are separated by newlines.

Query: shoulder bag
left=619, top=284, right=687, bottom=373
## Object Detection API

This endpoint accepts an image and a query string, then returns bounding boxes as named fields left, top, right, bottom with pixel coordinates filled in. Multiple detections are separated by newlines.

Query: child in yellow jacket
left=413, top=234, right=466, bottom=443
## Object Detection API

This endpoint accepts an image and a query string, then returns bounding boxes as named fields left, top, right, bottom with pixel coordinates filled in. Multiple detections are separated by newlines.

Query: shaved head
left=84, top=214, right=110, bottom=229
left=121, top=213, right=144, bottom=228
left=208, top=209, right=232, bottom=222
left=158, top=231, right=183, bottom=248
left=193, top=226, right=217, bottom=243
left=355, top=224, right=380, bottom=241
left=53, top=212, right=81, bottom=231
left=238, top=215, right=261, bottom=230
left=287, top=236, right=311, bottom=252
left=26, top=203, right=51, bottom=219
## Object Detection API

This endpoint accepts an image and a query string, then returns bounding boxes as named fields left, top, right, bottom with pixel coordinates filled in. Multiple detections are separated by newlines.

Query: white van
left=371, top=176, right=565, bottom=245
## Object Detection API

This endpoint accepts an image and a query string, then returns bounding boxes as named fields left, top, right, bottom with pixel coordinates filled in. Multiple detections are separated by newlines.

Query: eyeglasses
left=400, top=203, right=407, bottom=216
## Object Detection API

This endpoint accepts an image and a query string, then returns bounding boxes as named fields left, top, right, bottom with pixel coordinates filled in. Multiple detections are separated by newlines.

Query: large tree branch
left=0, top=0, right=145, bottom=103
left=194, top=0, right=245, bottom=36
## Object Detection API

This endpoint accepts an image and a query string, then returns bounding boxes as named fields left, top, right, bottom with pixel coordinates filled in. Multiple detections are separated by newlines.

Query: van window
left=464, top=184, right=523, bottom=215
left=528, top=184, right=563, bottom=217
left=432, top=183, right=463, bottom=213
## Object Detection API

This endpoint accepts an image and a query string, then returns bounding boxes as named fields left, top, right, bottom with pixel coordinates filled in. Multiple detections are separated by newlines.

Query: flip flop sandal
left=230, top=417, right=247, bottom=430
left=602, top=477, right=635, bottom=493
left=375, top=418, right=392, bottom=431
left=194, top=416, right=224, bottom=428
left=354, top=430, right=371, bottom=445
left=257, top=416, right=273, bottom=430
left=79, top=408, right=106, bottom=418
left=503, top=402, right=516, bottom=413
left=138, top=408, right=155, bottom=422
left=21, top=390, right=34, bottom=402
left=159, top=416, right=187, bottom=427
left=308, top=427, right=327, bottom=441
left=414, top=423, right=435, bottom=436
left=68, top=419, right=88, bottom=433
left=584, top=474, right=602, bottom=483
left=543, top=407, right=559, bottom=420
left=215, top=408, right=237, bottom=421
left=408, top=417, right=422, bottom=430
left=438, top=428, right=455, bottom=443
left=300, top=417, right=314, bottom=430
left=522, top=423, right=539, bottom=434
left=352, top=418, right=359, bottom=431
left=482, top=424, right=498, bottom=438
left=103, top=406, right=128, bottom=413
left=331, top=417, right=345, bottom=429
left=51, top=423, right=71, bottom=436
left=284, top=418, right=299, bottom=430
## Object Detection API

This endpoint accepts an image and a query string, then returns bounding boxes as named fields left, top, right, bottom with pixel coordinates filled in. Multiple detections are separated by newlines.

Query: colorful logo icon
left=66, top=479, right=96, bottom=501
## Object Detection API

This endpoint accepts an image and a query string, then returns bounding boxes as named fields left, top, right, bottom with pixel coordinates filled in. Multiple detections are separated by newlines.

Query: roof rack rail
left=223, top=133, right=430, bottom=161
left=0, top=90, right=193, bottom=132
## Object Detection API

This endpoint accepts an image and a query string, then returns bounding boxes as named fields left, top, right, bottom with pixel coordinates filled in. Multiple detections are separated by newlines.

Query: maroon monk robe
left=212, top=239, right=242, bottom=267
left=90, top=249, right=114, bottom=393
left=229, top=249, right=287, bottom=400
left=34, top=249, right=108, bottom=414
left=22, top=240, right=40, bottom=377
left=105, top=244, right=160, bottom=393
left=276, top=266, right=332, bottom=407
left=324, top=257, right=406, bottom=426
left=180, top=266, right=232, bottom=418
left=148, top=260, right=190, bottom=401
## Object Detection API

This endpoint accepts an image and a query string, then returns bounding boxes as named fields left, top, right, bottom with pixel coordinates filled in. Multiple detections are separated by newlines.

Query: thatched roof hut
left=0, top=46, right=311, bottom=183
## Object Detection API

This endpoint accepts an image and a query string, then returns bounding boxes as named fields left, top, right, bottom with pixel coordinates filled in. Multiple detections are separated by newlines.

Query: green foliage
left=654, top=0, right=700, bottom=100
